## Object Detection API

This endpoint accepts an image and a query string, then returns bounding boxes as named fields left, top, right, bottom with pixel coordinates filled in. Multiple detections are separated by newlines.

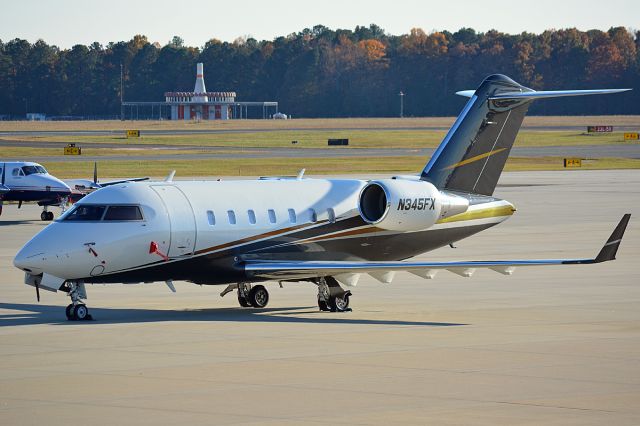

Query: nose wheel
left=64, top=281, right=93, bottom=321
left=65, top=303, right=91, bottom=321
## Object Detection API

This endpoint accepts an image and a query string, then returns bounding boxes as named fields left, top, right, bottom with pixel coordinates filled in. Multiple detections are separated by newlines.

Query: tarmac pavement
left=0, top=170, right=639, bottom=425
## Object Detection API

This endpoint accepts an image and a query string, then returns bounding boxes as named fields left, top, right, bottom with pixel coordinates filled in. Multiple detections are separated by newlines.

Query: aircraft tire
left=238, top=295, right=251, bottom=307
left=65, top=304, right=74, bottom=320
left=73, top=304, right=89, bottom=321
left=248, top=285, right=269, bottom=308
left=40, top=211, right=48, bottom=221
left=318, top=300, right=330, bottom=311
left=47, top=211, right=54, bottom=220
left=328, top=292, right=351, bottom=312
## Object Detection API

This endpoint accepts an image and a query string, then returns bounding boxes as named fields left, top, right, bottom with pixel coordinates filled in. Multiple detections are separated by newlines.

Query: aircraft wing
left=244, top=214, right=630, bottom=283
left=98, top=177, right=150, bottom=187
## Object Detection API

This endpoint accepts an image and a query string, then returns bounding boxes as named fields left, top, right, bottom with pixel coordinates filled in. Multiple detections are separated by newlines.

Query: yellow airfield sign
left=624, top=132, right=639, bottom=140
left=563, top=158, right=582, bottom=168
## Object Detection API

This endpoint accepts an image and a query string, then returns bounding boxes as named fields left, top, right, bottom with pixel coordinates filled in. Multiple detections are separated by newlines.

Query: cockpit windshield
left=61, top=204, right=143, bottom=222
left=21, top=165, right=47, bottom=175
left=63, top=205, right=107, bottom=221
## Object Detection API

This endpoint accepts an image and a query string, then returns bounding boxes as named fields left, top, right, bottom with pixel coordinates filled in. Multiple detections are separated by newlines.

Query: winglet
left=594, top=214, right=631, bottom=263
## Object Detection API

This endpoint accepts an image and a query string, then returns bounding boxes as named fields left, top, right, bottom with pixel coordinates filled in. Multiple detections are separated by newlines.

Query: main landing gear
left=219, top=277, right=352, bottom=312
left=316, top=277, right=351, bottom=312
left=63, top=281, right=93, bottom=321
left=221, top=283, right=270, bottom=308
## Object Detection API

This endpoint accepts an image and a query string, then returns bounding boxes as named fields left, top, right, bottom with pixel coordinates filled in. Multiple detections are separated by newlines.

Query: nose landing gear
left=64, top=281, right=92, bottom=321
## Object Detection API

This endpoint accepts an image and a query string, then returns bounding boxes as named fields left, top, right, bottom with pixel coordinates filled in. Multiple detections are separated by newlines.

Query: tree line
left=0, top=25, right=638, bottom=118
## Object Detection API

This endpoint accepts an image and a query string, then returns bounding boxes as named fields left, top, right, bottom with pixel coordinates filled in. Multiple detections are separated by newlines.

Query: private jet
left=0, top=161, right=148, bottom=221
left=13, top=75, right=631, bottom=321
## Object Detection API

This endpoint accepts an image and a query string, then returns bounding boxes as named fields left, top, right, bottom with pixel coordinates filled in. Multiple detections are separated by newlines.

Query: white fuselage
left=14, top=178, right=514, bottom=290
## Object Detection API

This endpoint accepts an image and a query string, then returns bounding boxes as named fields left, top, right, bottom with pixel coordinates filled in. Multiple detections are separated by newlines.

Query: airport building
left=122, top=63, right=278, bottom=120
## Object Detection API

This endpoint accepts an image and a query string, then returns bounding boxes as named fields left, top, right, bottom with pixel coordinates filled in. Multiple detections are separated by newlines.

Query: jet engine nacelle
left=358, top=179, right=469, bottom=231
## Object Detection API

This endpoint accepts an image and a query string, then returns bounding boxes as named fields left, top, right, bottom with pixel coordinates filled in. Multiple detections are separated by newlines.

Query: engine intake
left=358, top=179, right=469, bottom=232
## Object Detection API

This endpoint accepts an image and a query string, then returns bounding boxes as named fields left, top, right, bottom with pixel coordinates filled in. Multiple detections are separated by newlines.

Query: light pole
left=120, top=63, right=124, bottom=120
left=399, top=91, right=405, bottom=118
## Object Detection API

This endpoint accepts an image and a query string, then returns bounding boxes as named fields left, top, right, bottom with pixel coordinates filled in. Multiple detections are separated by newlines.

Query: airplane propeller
left=0, top=163, right=5, bottom=216
left=93, top=162, right=98, bottom=187
left=35, top=278, right=40, bottom=302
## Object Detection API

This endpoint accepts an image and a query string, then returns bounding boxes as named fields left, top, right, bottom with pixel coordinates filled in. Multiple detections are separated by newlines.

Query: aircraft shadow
left=0, top=220, right=41, bottom=225
left=0, top=302, right=466, bottom=328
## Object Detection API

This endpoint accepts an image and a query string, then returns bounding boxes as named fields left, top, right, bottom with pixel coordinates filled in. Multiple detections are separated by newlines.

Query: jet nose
left=14, top=244, right=47, bottom=275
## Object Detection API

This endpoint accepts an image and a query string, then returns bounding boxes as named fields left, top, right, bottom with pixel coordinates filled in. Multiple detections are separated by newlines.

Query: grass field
left=2, top=130, right=638, bottom=150
left=37, top=156, right=640, bottom=179
left=0, top=115, right=638, bottom=132
left=1, top=117, right=638, bottom=177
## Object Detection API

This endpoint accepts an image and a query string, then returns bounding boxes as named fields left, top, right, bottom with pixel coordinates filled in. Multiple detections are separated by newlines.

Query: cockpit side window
left=63, top=205, right=107, bottom=221
left=104, top=205, right=143, bottom=221
left=36, top=165, right=47, bottom=174
left=12, top=168, right=24, bottom=177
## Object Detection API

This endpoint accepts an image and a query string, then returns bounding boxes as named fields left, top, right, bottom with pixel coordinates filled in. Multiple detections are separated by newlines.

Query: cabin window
left=327, top=208, right=336, bottom=223
left=207, top=210, right=216, bottom=225
left=104, top=205, right=143, bottom=221
left=63, top=205, right=107, bottom=221
left=227, top=210, right=237, bottom=225
left=309, top=208, right=317, bottom=223
left=268, top=209, right=277, bottom=224
left=288, top=208, right=296, bottom=223
left=12, top=168, right=23, bottom=177
left=248, top=209, right=256, bottom=224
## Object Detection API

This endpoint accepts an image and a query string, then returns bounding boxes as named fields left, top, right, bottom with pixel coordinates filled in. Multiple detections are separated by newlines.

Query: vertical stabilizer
left=421, top=74, right=532, bottom=196
left=420, top=74, right=630, bottom=196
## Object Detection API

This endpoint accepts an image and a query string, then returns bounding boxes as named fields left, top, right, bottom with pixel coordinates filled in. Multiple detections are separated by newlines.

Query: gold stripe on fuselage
left=437, top=204, right=516, bottom=224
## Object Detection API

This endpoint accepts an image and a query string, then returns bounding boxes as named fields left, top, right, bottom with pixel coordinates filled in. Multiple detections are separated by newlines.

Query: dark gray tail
left=421, top=74, right=630, bottom=196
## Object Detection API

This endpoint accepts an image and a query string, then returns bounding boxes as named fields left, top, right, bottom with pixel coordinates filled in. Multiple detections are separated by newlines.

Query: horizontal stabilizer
left=455, top=90, right=475, bottom=98
left=490, top=88, right=631, bottom=100
left=243, top=215, right=630, bottom=280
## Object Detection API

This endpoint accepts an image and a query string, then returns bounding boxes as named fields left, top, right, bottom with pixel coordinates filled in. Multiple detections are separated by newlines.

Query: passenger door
left=151, top=185, right=196, bottom=257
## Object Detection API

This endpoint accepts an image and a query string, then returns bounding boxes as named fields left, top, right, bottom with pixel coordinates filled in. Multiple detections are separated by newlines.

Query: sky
left=1, top=0, right=638, bottom=48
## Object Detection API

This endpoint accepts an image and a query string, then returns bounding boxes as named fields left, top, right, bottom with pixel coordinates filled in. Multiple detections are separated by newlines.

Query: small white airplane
left=0, top=161, right=148, bottom=221
left=13, top=75, right=632, bottom=321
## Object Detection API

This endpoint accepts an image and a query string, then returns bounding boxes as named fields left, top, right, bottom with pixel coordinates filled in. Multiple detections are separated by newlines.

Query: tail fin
left=421, top=74, right=630, bottom=196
